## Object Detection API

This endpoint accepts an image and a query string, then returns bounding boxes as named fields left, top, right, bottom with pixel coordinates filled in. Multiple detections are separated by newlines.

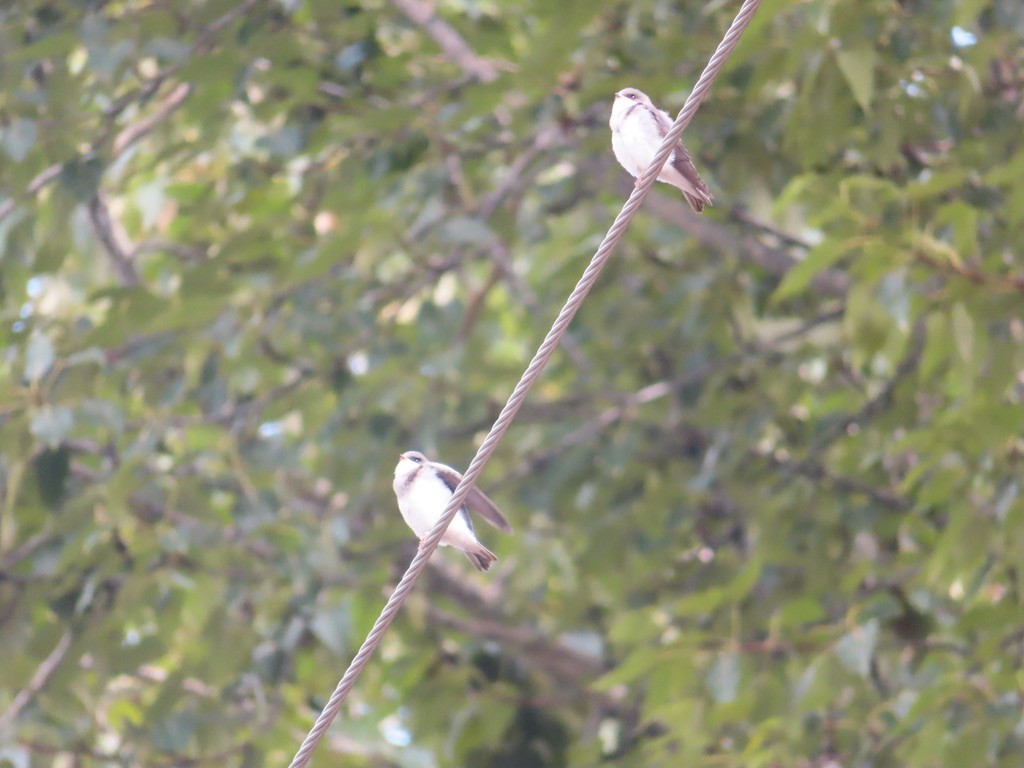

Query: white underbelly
left=612, top=128, right=655, bottom=178
left=398, top=474, right=474, bottom=546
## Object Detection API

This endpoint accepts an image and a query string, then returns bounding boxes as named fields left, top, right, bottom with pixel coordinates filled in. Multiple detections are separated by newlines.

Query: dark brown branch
left=478, top=124, right=566, bottom=219
left=112, top=82, right=192, bottom=156
left=808, top=318, right=926, bottom=454
left=0, top=629, right=73, bottom=729
left=914, top=250, right=1024, bottom=295
left=625, top=181, right=851, bottom=297
left=0, top=0, right=261, bottom=226
left=390, top=0, right=510, bottom=83
left=88, top=193, right=141, bottom=287
left=729, top=204, right=814, bottom=250
left=0, top=528, right=52, bottom=572
left=104, top=0, right=265, bottom=121
left=763, top=453, right=913, bottom=512
left=456, top=123, right=591, bottom=368
left=499, top=308, right=843, bottom=488
left=0, top=164, right=61, bottom=223
left=426, top=605, right=607, bottom=688
left=130, top=238, right=209, bottom=263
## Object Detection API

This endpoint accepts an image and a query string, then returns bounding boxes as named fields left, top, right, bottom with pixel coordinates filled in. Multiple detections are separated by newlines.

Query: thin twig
left=88, top=193, right=141, bottom=287
left=0, top=527, right=53, bottom=571
left=635, top=186, right=850, bottom=297
left=729, top=205, right=813, bottom=250
left=112, top=82, right=192, bottom=156
left=0, top=0, right=261, bottom=226
left=390, top=0, right=510, bottom=83
left=808, top=318, right=926, bottom=454
left=914, top=251, right=1024, bottom=295
left=0, top=164, right=61, bottom=223
left=0, top=628, right=73, bottom=729
left=426, top=606, right=605, bottom=684
left=763, top=454, right=913, bottom=512
left=497, top=307, right=842, bottom=488
left=104, top=0, right=264, bottom=120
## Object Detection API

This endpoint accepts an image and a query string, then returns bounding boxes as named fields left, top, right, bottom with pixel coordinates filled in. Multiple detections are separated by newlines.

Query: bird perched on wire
left=393, top=451, right=512, bottom=571
left=609, top=87, right=714, bottom=213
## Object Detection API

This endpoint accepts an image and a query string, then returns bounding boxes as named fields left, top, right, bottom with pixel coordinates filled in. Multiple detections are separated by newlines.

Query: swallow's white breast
left=396, top=468, right=476, bottom=547
left=610, top=103, right=663, bottom=179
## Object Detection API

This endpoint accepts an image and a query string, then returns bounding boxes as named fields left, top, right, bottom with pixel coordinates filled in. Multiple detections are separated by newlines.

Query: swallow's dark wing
left=432, top=462, right=513, bottom=533
left=650, top=106, right=713, bottom=211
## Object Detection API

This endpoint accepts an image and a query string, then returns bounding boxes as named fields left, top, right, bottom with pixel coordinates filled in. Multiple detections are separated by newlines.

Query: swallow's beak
left=399, top=453, right=407, bottom=461
left=614, top=90, right=623, bottom=99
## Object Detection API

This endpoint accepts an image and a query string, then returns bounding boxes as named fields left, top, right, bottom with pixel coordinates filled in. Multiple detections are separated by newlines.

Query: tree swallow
left=393, top=451, right=512, bottom=571
left=609, top=87, right=714, bottom=213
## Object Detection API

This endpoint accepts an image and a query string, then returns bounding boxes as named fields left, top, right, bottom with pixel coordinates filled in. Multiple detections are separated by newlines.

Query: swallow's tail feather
left=463, top=543, right=498, bottom=571
left=683, top=190, right=712, bottom=213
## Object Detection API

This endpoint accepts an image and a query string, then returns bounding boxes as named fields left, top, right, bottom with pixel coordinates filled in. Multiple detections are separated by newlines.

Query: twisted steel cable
left=288, top=1, right=762, bottom=764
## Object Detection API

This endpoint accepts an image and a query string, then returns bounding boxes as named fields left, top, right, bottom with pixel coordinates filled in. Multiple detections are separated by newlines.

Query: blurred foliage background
left=2, top=0, right=1024, bottom=766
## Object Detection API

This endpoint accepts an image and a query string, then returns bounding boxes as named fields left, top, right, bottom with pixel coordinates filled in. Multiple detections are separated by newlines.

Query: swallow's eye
left=628, top=93, right=637, bottom=100
left=410, top=456, right=421, bottom=463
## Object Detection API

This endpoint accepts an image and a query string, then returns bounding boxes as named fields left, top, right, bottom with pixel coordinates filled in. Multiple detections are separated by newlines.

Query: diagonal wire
left=288, top=1, right=762, bottom=765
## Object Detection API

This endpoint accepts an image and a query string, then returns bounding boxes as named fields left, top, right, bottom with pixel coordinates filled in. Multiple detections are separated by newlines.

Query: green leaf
left=59, top=155, right=104, bottom=202
left=705, top=650, right=740, bottom=704
left=24, top=331, right=55, bottom=382
left=951, top=301, right=973, bottom=365
left=594, top=646, right=664, bottom=690
left=2, top=118, right=38, bottom=162
left=34, top=446, right=70, bottom=507
left=835, top=46, right=875, bottom=112
left=776, top=596, right=825, bottom=628
left=919, top=310, right=951, bottom=380
left=309, top=599, right=352, bottom=656
left=834, top=619, right=879, bottom=678
left=672, top=558, right=762, bottom=617
left=772, top=239, right=850, bottom=301
left=437, top=216, right=494, bottom=245
left=29, top=405, right=74, bottom=448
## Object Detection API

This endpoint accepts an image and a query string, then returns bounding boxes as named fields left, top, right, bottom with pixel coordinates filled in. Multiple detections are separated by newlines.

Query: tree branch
left=625, top=181, right=851, bottom=297
left=425, top=605, right=607, bottom=689
left=390, top=0, right=510, bottom=83
left=104, top=0, right=265, bottom=121
left=88, top=193, right=141, bottom=287
left=808, top=318, right=926, bottom=454
left=762, top=453, right=913, bottom=512
left=0, top=164, right=61, bottom=223
left=0, top=0, right=260, bottom=226
left=499, top=308, right=842, bottom=488
left=914, top=250, right=1024, bottom=295
left=111, top=82, right=192, bottom=157
left=0, top=628, right=73, bottom=729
